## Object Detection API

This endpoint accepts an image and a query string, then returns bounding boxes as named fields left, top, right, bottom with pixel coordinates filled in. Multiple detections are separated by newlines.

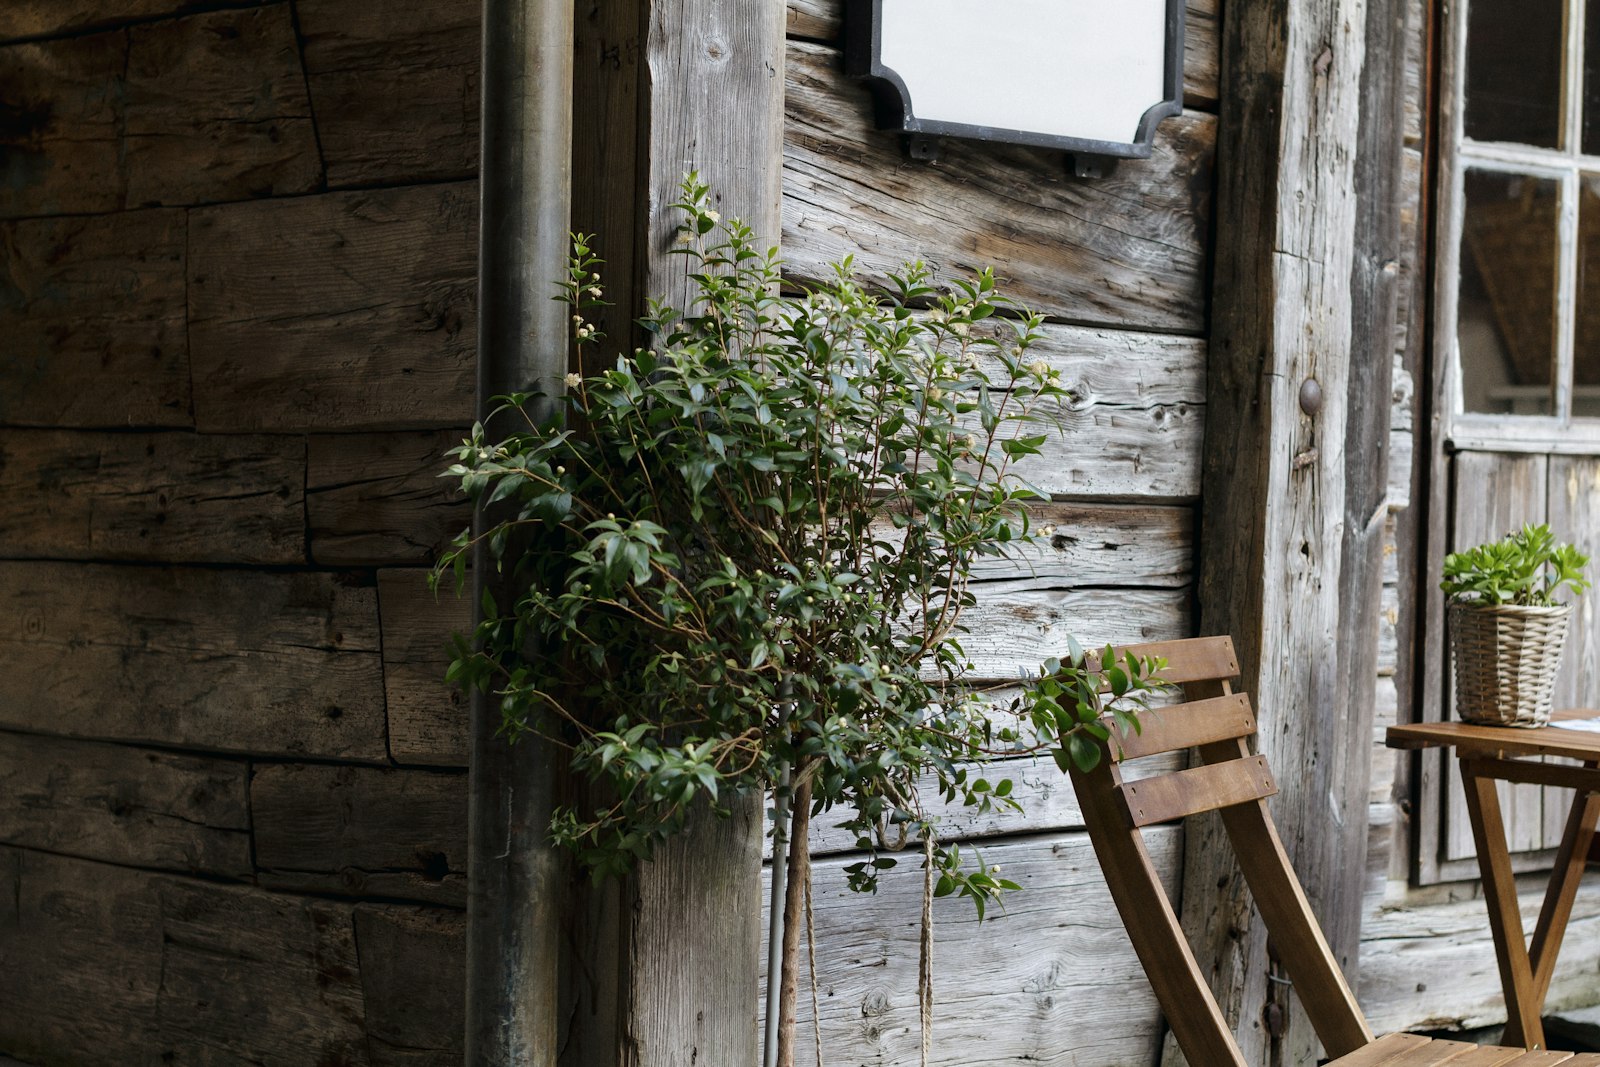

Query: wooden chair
left=1070, top=635, right=1600, bottom=1066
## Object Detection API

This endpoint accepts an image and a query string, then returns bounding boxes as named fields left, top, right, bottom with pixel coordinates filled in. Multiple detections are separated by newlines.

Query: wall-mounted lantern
left=845, top=0, right=1186, bottom=177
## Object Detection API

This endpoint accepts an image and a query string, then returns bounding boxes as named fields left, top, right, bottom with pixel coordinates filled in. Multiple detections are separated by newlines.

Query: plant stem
left=776, top=771, right=814, bottom=1067
left=763, top=763, right=792, bottom=1067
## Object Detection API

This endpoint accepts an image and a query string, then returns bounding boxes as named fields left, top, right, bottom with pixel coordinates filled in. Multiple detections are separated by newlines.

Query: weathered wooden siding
left=0, top=0, right=474, bottom=1062
left=8, top=0, right=1574, bottom=1062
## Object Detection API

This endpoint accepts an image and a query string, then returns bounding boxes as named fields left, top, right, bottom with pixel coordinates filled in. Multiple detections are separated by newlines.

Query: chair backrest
left=1070, top=636, right=1374, bottom=1066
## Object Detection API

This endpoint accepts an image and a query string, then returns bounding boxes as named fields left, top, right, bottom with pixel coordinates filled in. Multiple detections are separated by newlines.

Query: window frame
left=1436, top=0, right=1600, bottom=453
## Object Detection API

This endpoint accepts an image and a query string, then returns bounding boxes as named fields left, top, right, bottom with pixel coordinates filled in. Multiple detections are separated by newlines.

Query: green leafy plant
left=1441, top=523, right=1590, bottom=607
left=435, top=175, right=1165, bottom=913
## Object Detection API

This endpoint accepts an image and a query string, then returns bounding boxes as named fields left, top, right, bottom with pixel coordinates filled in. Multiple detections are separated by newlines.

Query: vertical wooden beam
left=1185, top=0, right=1407, bottom=1062
left=566, top=2, right=785, bottom=1064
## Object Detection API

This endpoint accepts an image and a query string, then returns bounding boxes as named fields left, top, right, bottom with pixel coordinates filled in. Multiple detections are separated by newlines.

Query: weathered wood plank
left=0, top=429, right=305, bottom=563
left=354, top=906, right=467, bottom=1066
left=761, top=828, right=1183, bottom=1066
left=962, top=504, right=1195, bottom=586
left=0, top=562, right=387, bottom=760
left=0, top=208, right=190, bottom=428
left=806, top=748, right=1185, bottom=856
left=379, top=568, right=470, bottom=767
left=307, top=430, right=469, bottom=565
left=1183, top=0, right=1392, bottom=1059
left=1445, top=452, right=1550, bottom=862
left=252, top=764, right=468, bottom=907
left=155, top=872, right=368, bottom=1064
left=0, top=31, right=127, bottom=217
left=784, top=0, right=1220, bottom=110
left=0, top=847, right=469, bottom=1065
left=0, top=9, right=319, bottom=218
left=954, top=582, right=1189, bottom=683
left=123, top=6, right=321, bottom=206
left=298, top=0, right=479, bottom=187
left=1359, top=874, right=1600, bottom=1035
left=0, top=731, right=250, bottom=876
left=188, top=184, right=477, bottom=432
left=783, top=40, right=1215, bottom=334
left=0, top=847, right=164, bottom=1063
left=0, top=0, right=264, bottom=44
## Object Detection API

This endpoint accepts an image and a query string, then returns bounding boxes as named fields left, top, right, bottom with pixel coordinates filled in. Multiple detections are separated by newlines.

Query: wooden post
left=1184, top=0, right=1409, bottom=1063
left=565, top=2, right=785, bottom=1064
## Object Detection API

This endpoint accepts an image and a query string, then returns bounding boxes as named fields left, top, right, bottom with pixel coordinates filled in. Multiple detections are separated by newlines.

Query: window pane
left=1465, top=0, right=1563, bottom=149
left=1459, top=169, right=1558, bottom=415
left=1577, top=176, right=1600, bottom=415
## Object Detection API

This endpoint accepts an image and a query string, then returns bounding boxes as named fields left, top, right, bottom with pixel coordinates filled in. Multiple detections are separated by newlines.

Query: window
left=1443, top=0, right=1600, bottom=448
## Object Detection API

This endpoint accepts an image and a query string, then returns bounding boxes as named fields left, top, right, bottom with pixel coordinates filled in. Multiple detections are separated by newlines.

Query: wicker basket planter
left=1448, top=602, right=1572, bottom=727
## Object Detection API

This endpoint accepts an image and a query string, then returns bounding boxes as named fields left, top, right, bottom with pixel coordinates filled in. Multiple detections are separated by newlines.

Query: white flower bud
left=564, top=372, right=583, bottom=388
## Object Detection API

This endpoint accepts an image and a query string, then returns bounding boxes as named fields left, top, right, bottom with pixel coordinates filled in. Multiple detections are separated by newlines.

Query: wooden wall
left=0, top=0, right=474, bottom=1062
left=8, top=0, right=1589, bottom=1063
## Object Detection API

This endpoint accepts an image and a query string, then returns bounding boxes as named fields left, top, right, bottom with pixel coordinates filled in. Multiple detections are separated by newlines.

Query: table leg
left=1460, top=757, right=1545, bottom=1049
left=1528, top=761, right=1600, bottom=1011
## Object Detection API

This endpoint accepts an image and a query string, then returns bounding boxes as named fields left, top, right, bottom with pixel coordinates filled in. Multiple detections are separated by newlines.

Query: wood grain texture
left=0, top=846, right=165, bottom=1063
left=355, top=906, right=466, bottom=1066
left=0, top=429, right=304, bottom=563
left=784, top=0, right=1220, bottom=110
left=154, top=873, right=368, bottom=1064
left=188, top=184, right=477, bottom=432
left=784, top=41, right=1215, bottom=334
left=307, top=430, right=469, bottom=565
left=1183, top=0, right=1383, bottom=1060
left=0, top=0, right=264, bottom=44
left=0, top=30, right=127, bottom=217
left=122, top=5, right=321, bottom=206
left=760, top=828, right=1184, bottom=1066
left=0, top=846, right=468, bottom=1064
left=298, top=0, right=479, bottom=187
left=0, top=208, right=191, bottom=428
left=954, top=503, right=1195, bottom=586
left=253, top=763, right=468, bottom=906
left=0, top=562, right=387, bottom=759
left=0, top=8, right=319, bottom=218
left=953, top=582, right=1188, bottom=683
left=379, top=568, right=470, bottom=767
left=1445, top=452, right=1551, bottom=862
left=1359, top=873, right=1600, bottom=1034
left=626, top=793, right=764, bottom=1067
left=0, top=731, right=250, bottom=876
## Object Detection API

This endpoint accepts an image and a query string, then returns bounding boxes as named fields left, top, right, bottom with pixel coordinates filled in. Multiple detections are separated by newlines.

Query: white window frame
left=1436, top=0, right=1600, bottom=454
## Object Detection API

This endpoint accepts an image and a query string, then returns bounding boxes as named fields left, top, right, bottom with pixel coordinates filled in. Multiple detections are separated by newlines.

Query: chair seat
left=1330, top=1032, right=1600, bottom=1066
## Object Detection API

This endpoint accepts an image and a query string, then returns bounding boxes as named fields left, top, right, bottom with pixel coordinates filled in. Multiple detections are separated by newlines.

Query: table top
left=1386, top=709, right=1600, bottom=759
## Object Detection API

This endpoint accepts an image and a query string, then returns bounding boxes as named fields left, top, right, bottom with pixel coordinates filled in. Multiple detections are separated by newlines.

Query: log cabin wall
left=0, top=0, right=475, bottom=1062
left=3, top=0, right=1584, bottom=1064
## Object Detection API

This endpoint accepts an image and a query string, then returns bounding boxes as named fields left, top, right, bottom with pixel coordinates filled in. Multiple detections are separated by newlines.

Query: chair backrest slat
left=1119, top=754, right=1277, bottom=827
left=1101, top=635, right=1240, bottom=686
left=1067, top=635, right=1375, bottom=1064
left=1112, top=693, right=1257, bottom=761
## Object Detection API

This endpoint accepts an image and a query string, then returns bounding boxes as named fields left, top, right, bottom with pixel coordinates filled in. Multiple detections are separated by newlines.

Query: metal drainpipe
left=466, top=0, right=573, bottom=1063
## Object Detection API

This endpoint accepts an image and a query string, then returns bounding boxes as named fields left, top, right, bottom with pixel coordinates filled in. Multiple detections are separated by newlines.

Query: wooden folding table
left=1387, top=711, right=1600, bottom=1050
